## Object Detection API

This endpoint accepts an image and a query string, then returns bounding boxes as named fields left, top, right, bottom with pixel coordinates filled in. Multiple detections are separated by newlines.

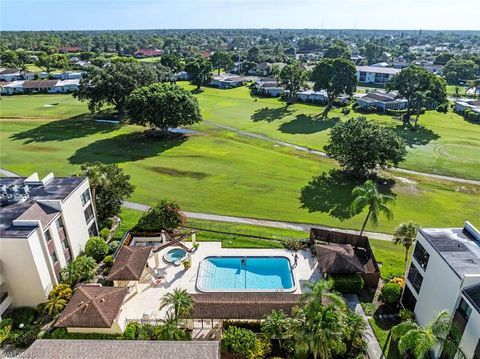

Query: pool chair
left=151, top=277, right=163, bottom=287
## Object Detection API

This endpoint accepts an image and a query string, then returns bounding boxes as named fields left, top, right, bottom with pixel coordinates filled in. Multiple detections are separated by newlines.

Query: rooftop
left=356, top=65, right=400, bottom=75
left=108, top=245, right=153, bottom=281
left=21, top=339, right=220, bottom=359
left=419, top=221, right=480, bottom=277
left=359, top=92, right=406, bottom=103
left=55, top=285, right=128, bottom=328
left=315, top=243, right=376, bottom=275
left=0, top=174, right=86, bottom=238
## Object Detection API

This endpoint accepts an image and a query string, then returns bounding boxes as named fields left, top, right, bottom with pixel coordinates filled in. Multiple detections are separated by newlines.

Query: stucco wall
left=459, top=307, right=480, bottom=359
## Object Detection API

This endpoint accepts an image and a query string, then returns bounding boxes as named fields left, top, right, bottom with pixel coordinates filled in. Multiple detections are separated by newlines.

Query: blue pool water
left=164, top=248, right=187, bottom=263
left=197, top=256, right=295, bottom=292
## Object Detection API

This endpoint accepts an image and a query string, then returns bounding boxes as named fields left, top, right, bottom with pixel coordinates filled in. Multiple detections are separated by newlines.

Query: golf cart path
left=205, top=121, right=480, bottom=186
left=123, top=200, right=394, bottom=241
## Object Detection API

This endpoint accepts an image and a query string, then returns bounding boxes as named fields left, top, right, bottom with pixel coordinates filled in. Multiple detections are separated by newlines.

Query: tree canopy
left=323, top=40, right=351, bottom=60
left=35, top=52, right=69, bottom=73
left=278, top=61, right=307, bottom=104
left=325, top=117, right=407, bottom=177
left=311, top=58, right=356, bottom=115
left=210, top=50, right=234, bottom=75
left=135, top=199, right=186, bottom=232
left=184, top=57, right=213, bottom=90
left=75, top=61, right=171, bottom=114
left=160, top=53, right=182, bottom=73
left=126, top=83, right=202, bottom=135
left=443, top=58, right=479, bottom=84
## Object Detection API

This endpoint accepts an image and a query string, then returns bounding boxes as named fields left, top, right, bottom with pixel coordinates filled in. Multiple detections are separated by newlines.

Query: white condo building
left=0, top=173, right=97, bottom=319
left=403, top=221, right=480, bottom=359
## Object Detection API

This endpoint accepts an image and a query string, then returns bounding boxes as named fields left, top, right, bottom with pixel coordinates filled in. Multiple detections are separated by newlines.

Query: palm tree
left=301, top=280, right=346, bottom=309
left=160, top=288, right=192, bottom=319
left=351, top=180, right=394, bottom=238
left=262, top=309, right=291, bottom=349
left=392, top=310, right=466, bottom=359
left=393, top=221, right=419, bottom=277
left=44, top=296, right=67, bottom=317
left=157, top=313, right=188, bottom=340
left=60, top=260, right=81, bottom=286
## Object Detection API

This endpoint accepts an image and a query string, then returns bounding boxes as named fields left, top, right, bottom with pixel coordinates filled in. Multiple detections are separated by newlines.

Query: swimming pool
left=197, top=256, right=295, bottom=292
left=164, top=248, right=187, bottom=263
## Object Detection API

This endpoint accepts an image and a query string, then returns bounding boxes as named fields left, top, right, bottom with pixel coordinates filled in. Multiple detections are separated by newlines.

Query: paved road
left=123, top=200, right=394, bottom=241
left=206, top=121, right=480, bottom=186
left=0, top=168, right=21, bottom=177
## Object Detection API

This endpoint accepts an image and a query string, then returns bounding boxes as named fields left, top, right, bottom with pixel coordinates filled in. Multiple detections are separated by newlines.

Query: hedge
left=386, top=109, right=407, bottom=116
left=47, top=328, right=119, bottom=340
left=381, top=283, right=402, bottom=304
left=330, top=274, right=364, bottom=294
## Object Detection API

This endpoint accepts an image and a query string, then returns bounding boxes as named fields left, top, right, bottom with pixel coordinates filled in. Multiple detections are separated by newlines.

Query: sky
left=1, top=0, right=479, bottom=31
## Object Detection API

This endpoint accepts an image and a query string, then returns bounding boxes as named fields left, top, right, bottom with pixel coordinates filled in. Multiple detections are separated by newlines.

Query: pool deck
left=120, top=242, right=321, bottom=322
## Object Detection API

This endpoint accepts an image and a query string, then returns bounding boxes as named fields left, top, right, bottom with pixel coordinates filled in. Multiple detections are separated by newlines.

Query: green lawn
left=176, top=83, right=480, bottom=180
left=369, top=318, right=401, bottom=359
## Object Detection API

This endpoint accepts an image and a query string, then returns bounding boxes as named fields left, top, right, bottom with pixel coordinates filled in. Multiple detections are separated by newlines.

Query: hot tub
left=164, top=248, right=188, bottom=263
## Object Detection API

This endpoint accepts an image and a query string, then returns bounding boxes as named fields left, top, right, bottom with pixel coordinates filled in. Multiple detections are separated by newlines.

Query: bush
left=381, top=283, right=402, bottom=304
left=223, top=326, right=257, bottom=359
left=13, top=327, right=39, bottom=348
left=122, top=322, right=141, bottom=340
left=419, top=107, right=426, bottom=114
left=99, top=228, right=110, bottom=240
left=386, top=109, right=407, bottom=116
left=330, top=274, right=364, bottom=294
left=135, top=200, right=186, bottom=232
left=48, top=328, right=118, bottom=340
left=362, top=303, right=376, bottom=317
left=84, top=236, right=109, bottom=262
left=436, top=103, right=448, bottom=113
left=342, top=107, right=351, bottom=115
left=183, top=260, right=192, bottom=270
left=48, top=284, right=73, bottom=301
left=283, top=239, right=304, bottom=251
left=109, top=240, right=120, bottom=254
left=138, top=324, right=156, bottom=340
left=400, top=309, right=415, bottom=321
left=4, top=307, right=38, bottom=328
left=0, top=319, right=12, bottom=345
left=103, top=255, right=114, bottom=268
left=388, top=277, right=404, bottom=288
left=99, top=218, right=114, bottom=230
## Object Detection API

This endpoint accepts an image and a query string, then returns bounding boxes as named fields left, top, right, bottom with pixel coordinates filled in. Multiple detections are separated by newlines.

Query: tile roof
left=192, top=293, right=301, bottom=319
left=21, top=340, right=221, bottom=359
left=55, top=285, right=128, bottom=328
left=315, top=243, right=371, bottom=274
left=22, top=80, right=58, bottom=89
left=107, top=246, right=152, bottom=281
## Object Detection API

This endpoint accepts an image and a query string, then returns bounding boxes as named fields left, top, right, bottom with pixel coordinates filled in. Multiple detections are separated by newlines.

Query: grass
left=369, top=239, right=405, bottom=279
left=369, top=318, right=402, bottom=359
left=1, top=95, right=479, bottom=234
left=177, top=83, right=480, bottom=180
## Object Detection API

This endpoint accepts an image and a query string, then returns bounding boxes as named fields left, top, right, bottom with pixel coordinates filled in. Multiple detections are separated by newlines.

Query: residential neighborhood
left=0, top=1, right=479, bottom=358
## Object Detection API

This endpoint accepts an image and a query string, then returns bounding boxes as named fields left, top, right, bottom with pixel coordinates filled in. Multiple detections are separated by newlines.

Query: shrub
left=342, top=107, right=351, bottom=115
left=386, top=109, right=407, bottom=116
left=419, top=107, right=426, bottom=114
left=388, top=277, right=404, bottom=288
left=400, top=309, right=415, bottom=321
left=48, top=284, right=73, bottom=301
left=99, top=218, right=113, bottom=230
left=436, top=103, right=448, bottom=113
left=183, top=260, right=192, bottom=270
left=223, top=326, right=257, bottom=359
left=44, top=296, right=67, bottom=317
left=103, top=255, right=114, bottom=268
left=135, top=200, right=186, bottom=232
left=283, top=239, right=303, bottom=251
left=138, top=324, right=156, bottom=340
left=49, top=328, right=118, bottom=340
left=61, top=255, right=97, bottom=286
left=381, top=283, right=402, bottom=304
left=193, top=242, right=200, bottom=250
left=0, top=319, right=12, bottom=345
left=13, top=327, right=39, bottom=348
left=253, top=336, right=272, bottom=359
left=330, top=275, right=364, bottom=294
left=99, top=228, right=110, bottom=240
left=109, top=240, right=120, bottom=254
left=84, top=236, right=109, bottom=262
left=4, top=307, right=38, bottom=328
left=362, top=303, right=376, bottom=317
left=123, top=322, right=141, bottom=340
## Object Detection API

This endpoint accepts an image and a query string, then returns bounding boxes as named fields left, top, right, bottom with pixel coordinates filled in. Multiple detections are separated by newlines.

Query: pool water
left=197, top=256, right=295, bottom=292
left=164, top=248, right=187, bottom=263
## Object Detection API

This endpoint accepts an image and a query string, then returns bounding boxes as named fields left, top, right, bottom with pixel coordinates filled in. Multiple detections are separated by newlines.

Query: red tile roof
left=107, top=246, right=152, bottom=281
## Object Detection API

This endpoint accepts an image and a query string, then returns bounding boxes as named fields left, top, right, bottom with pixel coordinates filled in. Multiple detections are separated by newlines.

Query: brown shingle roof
left=192, top=293, right=301, bottom=319
left=315, top=243, right=373, bottom=275
left=55, top=285, right=128, bottom=328
left=21, top=339, right=221, bottom=359
left=107, top=246, right=152, bottom=281
left=23, top=80, right=58, bottom=89
left=16, top=202, right=60, bottom=228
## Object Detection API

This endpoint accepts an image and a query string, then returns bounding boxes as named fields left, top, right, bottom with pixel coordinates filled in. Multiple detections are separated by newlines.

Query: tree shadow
left=68, top=132, right=188, bottom=165
left=279, top=114, right=340, bottom=134
left=251, top=106, right=294, bottom=123
left=393, top=124, right=440, bottom=147
left=9, top=111, right=121, bottom=144
left=299, top=169, right=395, bottom=221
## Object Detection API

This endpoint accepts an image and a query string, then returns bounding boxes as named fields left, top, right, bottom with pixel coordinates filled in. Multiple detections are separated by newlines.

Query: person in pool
left=241, top=258, right=246, bottom=266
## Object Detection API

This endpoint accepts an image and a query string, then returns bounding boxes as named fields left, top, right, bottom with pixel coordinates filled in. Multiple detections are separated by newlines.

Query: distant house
left=230, top=61, right=243, bottom=74
left=59, top=46, right=82, bottom=53
left=249, top=62, right=272, bottom=76
left=23, top=80, right=59, bottom=93
left=254, top=78, right=284, bottom=97
left=455, top=99, right=480, bottom=115
left=297, top=89, right=328, bottom=104
left=134, top=48, right=163, bottom=58
left=60, top=71, right=84, bottom=80
left=210, top=75, right=247, bottom=89
left=50, top=79, right=80, bottom=93
left=356, top=92, right=408, bottom=112
left=54, top=285, right=129, bottom=334
left=0, top=68, right=23, bottom=82
left=173, top=71, right=189, bottom=81
left=0, top=79, right=80, bottom=95
left=0, top=80, right=25, bottom=94
left=423, top=64, right=443, bottom=76
left=356, top=65, right=400, bottom=85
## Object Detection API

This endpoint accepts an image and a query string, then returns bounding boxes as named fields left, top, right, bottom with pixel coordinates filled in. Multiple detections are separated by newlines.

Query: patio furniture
left=153, top=267, right=165, bottom=279
left=151, top=277, right=163, bottom=287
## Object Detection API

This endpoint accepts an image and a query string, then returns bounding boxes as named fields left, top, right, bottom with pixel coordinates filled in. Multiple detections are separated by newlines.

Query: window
left=44, top=229, right=52, bottom=242
left=457, top=298, right=472, bottom=321
left=413, top=242, right=430, bottom=270
left=84, top=204, right=94, bottom=224
left=407, top=264, right=424, bottom=293
left=473, top=340, right=480, bottom=359
left=56, top=217, right=64, bottom=230
left=80, top=189, right=91, bottom=206
left=50, top=251, right=58, bottom=265
left=61, top=238, right=70, bottom=251
left=88, top=222, right=98, bottom=237
left=402, top=286, right=417, bottom=311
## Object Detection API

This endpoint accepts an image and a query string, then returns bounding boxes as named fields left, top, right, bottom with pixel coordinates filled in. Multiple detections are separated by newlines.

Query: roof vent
left=464, top=221, right=480, bottom=242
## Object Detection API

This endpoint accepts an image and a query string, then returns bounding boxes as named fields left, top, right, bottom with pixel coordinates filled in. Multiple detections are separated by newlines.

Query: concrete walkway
left=123, top=200, right=394, bottom=241
left=205, top=121, right=480, bottom=186
left=344, top=294, right=383, bottom=359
